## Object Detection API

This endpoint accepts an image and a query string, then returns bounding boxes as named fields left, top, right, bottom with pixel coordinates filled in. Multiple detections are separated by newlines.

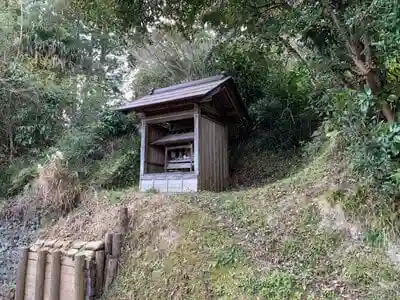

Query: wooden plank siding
left=199, top=116, right=229, bottom=192
left=146, top=125, right=165, bottom=173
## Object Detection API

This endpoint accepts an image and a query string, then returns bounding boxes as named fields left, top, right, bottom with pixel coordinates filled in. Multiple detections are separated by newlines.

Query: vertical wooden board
left=153, top=179, right=168, bottom=193
left=224, top=124, right=229, bottom=188
left=24, top=259, right=36, bottom=298
left=104, top=232, right=113, bottom=256
left=218, top=124, right=223, bottom=190
left=221, top=123, right=226, bottom=190
left=194, top=113, right=200, bottom=176
left=148, top=125, right=165, bottom=169
left=216, top=122, right=221, bottom=192
left=48, top=251, right=61, bottom=300
left=15, top=247, right=29, bottom=300
left=59, top=265, right=76, bottom=300
left=95, top=250, right=105, bottom=297
left=210, top=120, right=215, bottom=191
left=74, top=255, right=85, bottom=300
left=140, top=120, right=147, bottom=176
left=215, top=123, right=221, bottom=192
left=104, top=258, right=118, bottom=292
left=167, top=179, right=183, bottom=193
left=112, top=233, right=122, bottom=257
left=202, top=117, right=209, bottom=190
left=221, top=125, right=226, bottom=190
left=198, top=115, right=202, bottom=189
left=35, top=251, right=46, bottom=300
left=43, top=261, right=52, bottom=300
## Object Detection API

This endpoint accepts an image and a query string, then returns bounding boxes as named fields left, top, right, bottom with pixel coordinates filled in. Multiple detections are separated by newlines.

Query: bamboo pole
left=74, top=255, right=85, bottom=300
left=34, top=250, right=46, bottom=300
left=14, top=247, right=29, bottom=300
left=95, top=250, right=105, bottom=296
left=49, top=251, right=61, bottom=300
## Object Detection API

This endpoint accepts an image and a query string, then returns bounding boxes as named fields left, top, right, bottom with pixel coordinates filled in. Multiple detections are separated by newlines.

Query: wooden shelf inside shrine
left=151, top=132, right=194, bottom=146
left=164, top=144, right=194, bottom=171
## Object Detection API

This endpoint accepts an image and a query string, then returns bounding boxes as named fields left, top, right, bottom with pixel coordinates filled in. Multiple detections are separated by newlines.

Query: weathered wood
left=112, top=233, right=122, bottom=257
left=104, top=232, right=113, bottom=256
left=119, top=207, right=129, bottom=234
left=95, top=250, right=105, bottom=296
left=34, top=250, right=46, bottom=300
left=144, top=109, right=195, bottom=124
left=104, top=257, right=118, bottom=292
left=15, top=247, right=29, bottom=300
left=151, top=132, right=194, bottom=146
left=85, top=260, right=96, bottom=298
left=74, top=255, right=85, bottom=300
left=140, top=119, right=147, bottom=176
left=49, top=251, right=61, bottom=300
left=198, top=116, right=228, bottom=191
left=147, top=125, right=165, bottom=173
left=194, top=112, right=200, bottom=177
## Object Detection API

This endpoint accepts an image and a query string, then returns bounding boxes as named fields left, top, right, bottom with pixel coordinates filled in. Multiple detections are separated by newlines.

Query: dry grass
left=36, top=151, right=81, bottom=214
left=1, top=152, right=81, bottom=220
left=21, top=137, right=400, bottom=299
left=41, top=190, right=183, bottom=243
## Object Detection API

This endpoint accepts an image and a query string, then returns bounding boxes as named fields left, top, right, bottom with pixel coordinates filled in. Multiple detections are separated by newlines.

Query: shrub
left=90, top=134, right=140, bottom=189
left=36, top=151, right=81, bottom=215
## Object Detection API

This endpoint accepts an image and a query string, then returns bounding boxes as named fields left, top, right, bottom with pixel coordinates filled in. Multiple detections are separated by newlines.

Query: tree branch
left=248, top=1, right=290, bottom=11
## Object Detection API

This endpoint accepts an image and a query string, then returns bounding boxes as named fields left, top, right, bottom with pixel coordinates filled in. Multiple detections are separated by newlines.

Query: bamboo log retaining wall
left=12, top=207, right=129, bottom=300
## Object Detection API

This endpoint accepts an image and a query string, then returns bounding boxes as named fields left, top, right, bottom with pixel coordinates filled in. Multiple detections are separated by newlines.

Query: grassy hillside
left=35, top=139, right=400, bottom=300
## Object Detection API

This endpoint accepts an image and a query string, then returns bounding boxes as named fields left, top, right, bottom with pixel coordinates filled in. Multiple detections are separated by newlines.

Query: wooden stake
left=14, top=247, right=29, bottom=300
left=119, top=207, right=128, bottom=234
left=95, top=250, right=105, bottom=297
left=86, top=260, right=96, bottom=298
left=49, top=251, right=61, bottom=300
left=74, top=255, right=85, bottom=300
left=34, top=250, right=46, bottom=300
left=112, top=233, right=122, bottom=258
left=104, top=232, right=113, bottom=256
left=104, top=258, right=118, bottom=292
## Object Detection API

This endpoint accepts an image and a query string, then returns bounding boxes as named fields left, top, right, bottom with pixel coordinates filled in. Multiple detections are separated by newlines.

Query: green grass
left=103, top=140, right=400, bottom=299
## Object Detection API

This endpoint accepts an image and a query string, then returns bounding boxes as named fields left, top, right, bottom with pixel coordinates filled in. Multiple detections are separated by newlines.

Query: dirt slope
left=36, top=146, right=400, bottom=299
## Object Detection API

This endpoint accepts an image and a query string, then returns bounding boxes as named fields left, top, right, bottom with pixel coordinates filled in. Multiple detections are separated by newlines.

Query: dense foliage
left=0, top=0, right=399, bottom=200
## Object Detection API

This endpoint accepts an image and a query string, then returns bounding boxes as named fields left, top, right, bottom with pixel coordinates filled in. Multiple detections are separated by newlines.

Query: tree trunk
left=321, top=0, right=396, bottom=122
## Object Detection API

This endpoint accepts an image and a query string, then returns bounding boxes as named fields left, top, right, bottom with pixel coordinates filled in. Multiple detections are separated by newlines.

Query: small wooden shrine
left=117, top=73, right=248, bottom=193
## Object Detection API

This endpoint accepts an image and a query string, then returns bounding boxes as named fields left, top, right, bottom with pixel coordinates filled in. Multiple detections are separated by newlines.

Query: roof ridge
left=151, top=74, right=228, bottom=95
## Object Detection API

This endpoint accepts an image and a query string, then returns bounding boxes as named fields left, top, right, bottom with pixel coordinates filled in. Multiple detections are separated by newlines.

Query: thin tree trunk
left=321, top=0, right=396, bottom=122
left=279, top=36, right=316, bottom=86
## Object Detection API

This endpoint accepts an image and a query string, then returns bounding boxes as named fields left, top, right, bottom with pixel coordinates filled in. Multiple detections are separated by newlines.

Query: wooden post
left=119, top=207, right=128, bottom=234
left=103, top=232, right=113, bottom=292
left=193, top=111, right=200, bottom=177
left=104, top=258, right=118, bottom=292
left=104, top=232, right=113, bottom=256
left=112, top=233, right=122, bottom=258
left=140, top=119, right=148, bottom=176
left=95, top=250, right=105, bottom=296
left=34, top=250, right=46, bottom=300
left=86, top=260, right=96, bottom=299
left=49, top=251, right=61, bottom=300
left=74, top=255, right=85, bottom=300
left=14, top=247, right=29, bottom=300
